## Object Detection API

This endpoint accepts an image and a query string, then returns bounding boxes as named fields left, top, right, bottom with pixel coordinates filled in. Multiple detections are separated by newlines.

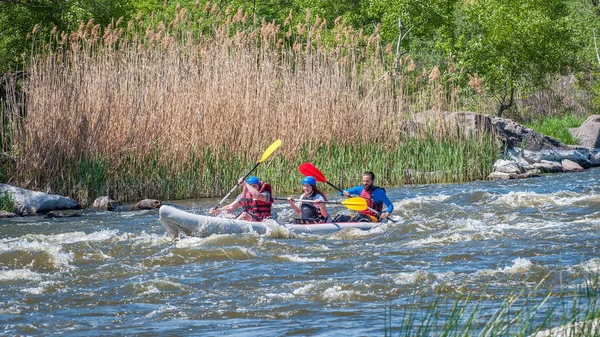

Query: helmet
left=246, top=176, right=260, bottom=185
left=302, top=176, right=317, bottom=186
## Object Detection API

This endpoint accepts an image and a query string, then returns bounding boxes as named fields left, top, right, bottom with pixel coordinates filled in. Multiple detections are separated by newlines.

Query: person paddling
left=209, top=176, right=274, bottom=221
left=287, top=176, right=329, bottom=224
left=342, top=171, right=393, bottom=222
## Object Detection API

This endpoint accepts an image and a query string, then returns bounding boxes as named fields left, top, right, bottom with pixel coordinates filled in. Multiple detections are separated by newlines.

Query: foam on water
left=476, top=257, right=533, bottom=276
left=173, top=233, right=259, bottom=249
left=384, top=270, right=429, bottom=285
left=262, top=292, right=295, bottom=301
left=0, top=229, right=128, bottom=271
left=579, top=257, right=600, bottom=274
left=280, top=254, right=326, bottom=263
left=144, top=305, right=182, bottom=319
left=0, top=268, right=42, bottom=281
left=292, top=281, right=320, bottom=296
left=406, top=232, right=478, bottom=246
left=1, top=229, right=121, bottom=248
left=490, top=190, right=600, bottom=209
left=131, top=231, right=175, bottom=246
left=397, top=193, right=453, bottom=206
left=320, top=285, right=359, bottom=302
left=21, top=280, right=58, bottom=294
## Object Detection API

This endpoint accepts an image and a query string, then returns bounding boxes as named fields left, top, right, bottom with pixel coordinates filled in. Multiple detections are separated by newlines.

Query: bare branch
left=393, top=18, right=412, bottom=76
left=594, top=29, right=600, bottom=67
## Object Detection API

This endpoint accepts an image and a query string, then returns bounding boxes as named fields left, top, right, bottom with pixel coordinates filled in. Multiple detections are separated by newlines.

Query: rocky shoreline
left=488, top=114, right=599, bottom=179
left=1, top=113, right=598, bottom=218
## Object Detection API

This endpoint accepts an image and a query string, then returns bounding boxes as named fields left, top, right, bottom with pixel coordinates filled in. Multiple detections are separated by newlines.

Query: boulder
left=530, top=160, right=563, bottom=173
left=92, top=196, right=122, bottom=211
left=491, top=117, right=593, bottom=168
left=90, top=197, right=161, bottom=212
left=487, top=171, right=540, bottom=180
left=0, top=210, right=16, bottom=218
left=493, top=159, right=525, bottom=174
left=517, top=171, right=541, bottom=179
left=591, top=149, right=600, bottom=166
left=0, top=184, right=79, bottom=215
left=43, top=211, right=81, bottom=218
left=131, top=199, right=161, bottom=211
left=407, top=112, right=594, bottom=166
left=522, top=147, right=592, bottom=168
left=561, top=159, right=585, bottom=172
left=491, top=117, right=564, bottom=151
left=569, top=114, right=600, bottom=149
left=405, top=112, right=597, bottom=180
left=488, top=172, right=512, bottom=180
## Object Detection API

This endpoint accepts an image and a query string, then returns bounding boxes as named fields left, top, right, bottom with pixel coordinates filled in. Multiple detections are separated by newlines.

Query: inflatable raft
left=159, top=205, right=378, bottom=238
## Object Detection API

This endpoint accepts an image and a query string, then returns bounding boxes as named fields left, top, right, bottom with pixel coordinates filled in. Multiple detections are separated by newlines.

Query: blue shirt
left=341, top=186, right=394, bottom=214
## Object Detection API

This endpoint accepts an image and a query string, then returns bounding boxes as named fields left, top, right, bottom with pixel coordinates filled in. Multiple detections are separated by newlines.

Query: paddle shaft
left=298, top=163, right=397, bottom=223
left=274, top=197, right=351, bottom=205
left=312, top=173, right=393, bottom=220
left=213, top=161, right=259, bottom=210
left=212, top=140, right=281, bottom=211
left=326, top=176, right=397, bottom=222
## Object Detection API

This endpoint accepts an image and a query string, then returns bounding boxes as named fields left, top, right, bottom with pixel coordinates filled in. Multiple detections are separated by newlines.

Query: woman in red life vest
left=209, top=176, right=274, bottom=221
left=287, top=176, right=329, bottom=224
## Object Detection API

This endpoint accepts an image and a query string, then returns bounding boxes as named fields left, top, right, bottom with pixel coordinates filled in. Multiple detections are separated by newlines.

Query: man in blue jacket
left=342, top=171, right=393, bottom=222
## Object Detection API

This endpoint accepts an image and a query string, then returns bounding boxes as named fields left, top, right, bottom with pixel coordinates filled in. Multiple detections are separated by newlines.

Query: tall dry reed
left=2, top=4, right=497, bottom=204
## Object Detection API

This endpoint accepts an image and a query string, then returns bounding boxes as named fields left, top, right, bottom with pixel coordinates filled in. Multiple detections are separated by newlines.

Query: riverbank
left=3, top=110, right=600, bottom=215
left=1, top=166, right=599, bottom=336
left=0, top=5, right=596, bottom=208
left=0, top=125, right=499, bottom=209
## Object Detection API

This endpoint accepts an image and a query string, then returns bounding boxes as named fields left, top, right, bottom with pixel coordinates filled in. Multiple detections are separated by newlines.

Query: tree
left=0, top=0, right=135, bottom=73
left=454, top=0, right=579, bottom=117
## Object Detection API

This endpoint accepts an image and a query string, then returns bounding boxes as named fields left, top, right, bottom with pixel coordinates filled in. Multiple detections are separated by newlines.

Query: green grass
left=35, top=134, right=497, bottom=206
left=387, top=278, right=600, bottom=337
left=0, top=191, right=14, bottom=212
left=525, top=114, right=587, bottom=145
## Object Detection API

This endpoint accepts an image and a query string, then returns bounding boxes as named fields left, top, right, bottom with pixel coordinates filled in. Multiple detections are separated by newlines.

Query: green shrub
left=0, top=191, right=14, bottom=212
left=525, top=114, right=587, bottom=145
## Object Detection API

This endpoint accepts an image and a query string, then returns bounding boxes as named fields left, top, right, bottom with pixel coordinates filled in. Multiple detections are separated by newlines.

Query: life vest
left=300, top=194, right=327, bottom=223
left=240, top=182, right=273, bottom=221
left=359, top=186, right=384, bottom=218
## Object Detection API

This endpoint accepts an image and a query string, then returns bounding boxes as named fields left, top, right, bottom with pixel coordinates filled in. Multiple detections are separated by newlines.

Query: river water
left=1, top=169, right=599, bottom=336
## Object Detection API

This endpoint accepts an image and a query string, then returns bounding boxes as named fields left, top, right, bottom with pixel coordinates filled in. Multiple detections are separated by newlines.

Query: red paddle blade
left=298, top=162, right=328, bottom=183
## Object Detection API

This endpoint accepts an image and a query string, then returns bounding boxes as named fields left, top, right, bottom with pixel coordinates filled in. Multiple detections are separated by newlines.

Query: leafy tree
left=454, top=0, right=579, bottom=117
left=567, top=1, right=600, bottom=110
left=0, top=0, right=135, bottom=73
left=363, top=0, right=457, bottom=50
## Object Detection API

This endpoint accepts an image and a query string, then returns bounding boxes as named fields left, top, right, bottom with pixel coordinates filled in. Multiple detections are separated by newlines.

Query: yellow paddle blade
left=259, top=139, right=282, bottom=163
left=341, top=197, right=368, bottom=211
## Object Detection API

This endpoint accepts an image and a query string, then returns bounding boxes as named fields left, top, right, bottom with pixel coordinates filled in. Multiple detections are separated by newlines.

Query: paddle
left=212, top=139, right=282, bottom=210
left=297, top=162, right=398, bottom=222
left=274, top=196, right=368, bottom=211
left=298, top=162, right=345, bottom=193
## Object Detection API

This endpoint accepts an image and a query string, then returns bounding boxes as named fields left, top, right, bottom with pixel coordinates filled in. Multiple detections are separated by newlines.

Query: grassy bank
left=1, top=5, right=501, bottom=205
left=525, top=114, right=587, bottom=145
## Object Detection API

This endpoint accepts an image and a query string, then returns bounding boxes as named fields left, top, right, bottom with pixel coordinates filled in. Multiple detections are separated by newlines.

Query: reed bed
left=386, top=276, right=600, bottom=337
left=1, top=4, right=498, bottom=204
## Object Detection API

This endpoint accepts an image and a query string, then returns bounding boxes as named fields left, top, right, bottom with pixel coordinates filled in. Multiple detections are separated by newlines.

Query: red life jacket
left=359, top=187, right=383, bottom=217
left=240, top=182, right=273, bottom=221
